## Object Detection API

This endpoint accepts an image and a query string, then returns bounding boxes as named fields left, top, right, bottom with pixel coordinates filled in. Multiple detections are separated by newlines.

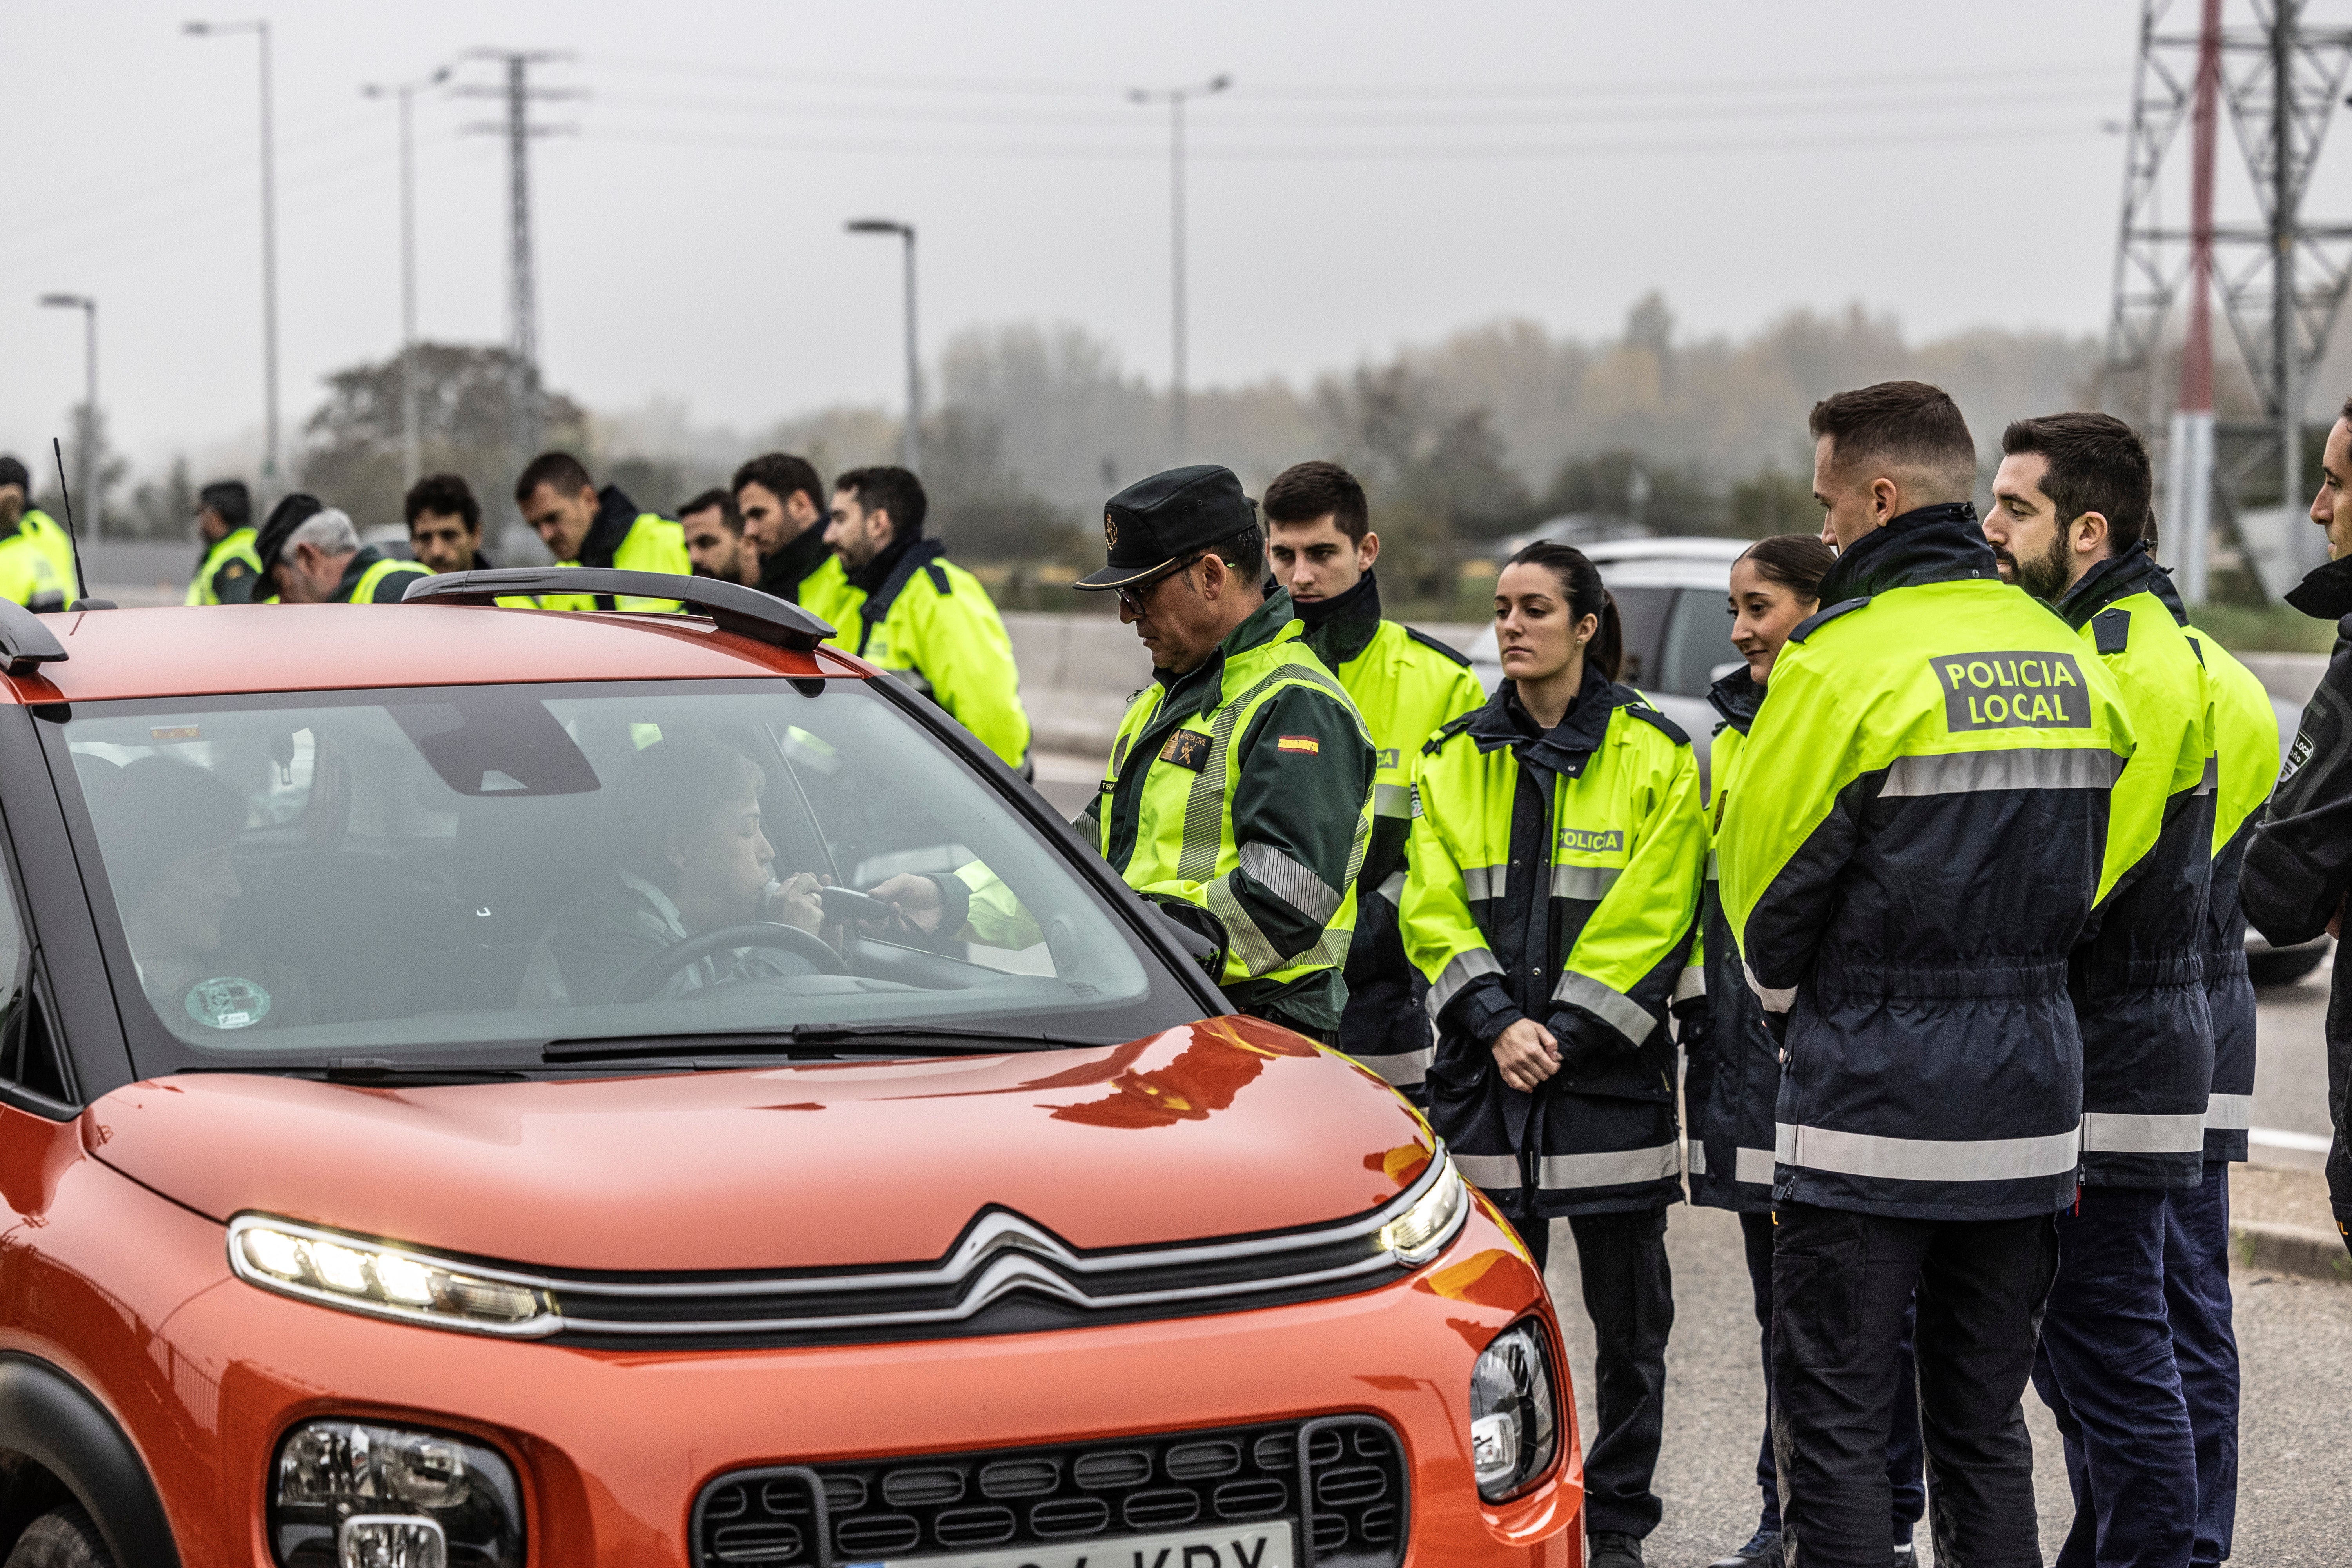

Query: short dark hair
left=732, top=452, right=825, bottom=514
left=835, top=466, right=927, bottom=541
left=1194, top=525, right=1267, bottom=590
left=1505, top=541, right=1624, bottom=682
left=404, top=473, right=481, bottom=532
left=1735, top=534, right=1836, bottom=603
left=1999, top=412, right=2155, bottom=552
left=198, top=479, right=252, bottom=530
left=1808, top=380, right=1976, bottom=500
left=2338, top=392, right=2352, bottom=425
left=679, top=488, right=742, bottom=533
left=0, top=457, right=28, bottom=493
left=514, top=451, right=595, bottom=505
left=1263, top=460, right=1370, bottom=545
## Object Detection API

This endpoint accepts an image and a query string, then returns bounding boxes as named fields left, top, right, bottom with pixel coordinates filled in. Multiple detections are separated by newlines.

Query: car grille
left=692, top=1416, right=1408, bottom=1568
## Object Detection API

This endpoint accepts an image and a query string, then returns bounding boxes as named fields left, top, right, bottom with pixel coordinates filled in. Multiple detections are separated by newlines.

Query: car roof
left=1581, top=537, right=1752, bottom=564
left=6, top=605, right=860, bottom=704
left=1598, top=561, right=1735, bottom=590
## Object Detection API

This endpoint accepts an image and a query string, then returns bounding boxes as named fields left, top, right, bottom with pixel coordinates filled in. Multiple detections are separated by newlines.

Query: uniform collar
left=1817, top=501, right=1998, bottom=604
left=576, top=485, right=641, bottom=567
left=1707, top=666, right=1764, bottom=735
left=2286, top=552, right=2352, bottom=622
left=1294, top=571, right=1383, bottom=668
left=330, top=544, right=393, bottom=602
left=758, top=523, right=833, bottom=597
left=852, top=535, right=945, bottom=604
left=2055, top=538, right=2167, bottom=630
left=1466, top=660, right=1618, bottom=775
left=1154, top=589, right=1302, bottom=719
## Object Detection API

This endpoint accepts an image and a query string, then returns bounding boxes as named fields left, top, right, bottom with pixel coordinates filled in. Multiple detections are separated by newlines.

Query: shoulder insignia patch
left=1159, top=730, right=1212, bottom=771
left=1424, top=712, right=1478, bottom=755
left=1277, top=734, right=1320, bottom=755
left=2093, top=607, right=2130, bottom=656
left=1789, top=596, right=1872, bottom=645
left=1403, top=625, right=1474, bottom=668
left=1622, top=703, right=1692, bottom=747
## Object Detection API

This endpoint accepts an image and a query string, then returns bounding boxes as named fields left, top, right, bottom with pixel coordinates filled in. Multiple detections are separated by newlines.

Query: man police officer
left=187, top=479, right=263, bottom=604
left=1982, top=412, right=2217, bottom=1568
left=1264, top=459, right=1484, bottom=1100
left=513, top=452, right=690, bottom=612
left=256, top=500, right=429, bottom=604
left=734, top=452, right=857, bottom=628
left=0, top=456, right=78, bottom=612
left=406, top=474, right=494, bottom=576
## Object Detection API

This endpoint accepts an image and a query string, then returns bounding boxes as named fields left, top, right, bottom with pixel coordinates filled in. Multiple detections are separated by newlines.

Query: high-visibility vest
left=847, top=541, right=1029, bottom=769
left=186, top=526, right=263, bottom=605
left=330, top=546, right=432, bottom=604
left=535, top=487, right=691, bottom=613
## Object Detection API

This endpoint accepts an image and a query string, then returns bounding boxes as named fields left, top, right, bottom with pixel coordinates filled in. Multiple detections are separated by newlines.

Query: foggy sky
left=2, top=1, right=2176, bottom=474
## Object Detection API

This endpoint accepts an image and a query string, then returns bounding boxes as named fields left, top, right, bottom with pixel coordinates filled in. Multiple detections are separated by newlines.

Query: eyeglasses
left=1115, top=557, right=1198, bottom=615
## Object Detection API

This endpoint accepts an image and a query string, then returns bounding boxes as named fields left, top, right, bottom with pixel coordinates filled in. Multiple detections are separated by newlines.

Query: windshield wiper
left=543, top=1023, right=1118, bottom=1064
left=175, top=1060, right=532, bottom=1085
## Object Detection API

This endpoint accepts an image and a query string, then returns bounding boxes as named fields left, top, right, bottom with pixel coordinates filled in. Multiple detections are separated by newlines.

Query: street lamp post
left=365, top=67, right=452, bottom=489
left=1129, top=74, right=1230, bottom=464
left=846, top=219, right=922, bottom=472
left=38, top=294, right=99, bottom=537
left=184, top=18, right=279, bottom=497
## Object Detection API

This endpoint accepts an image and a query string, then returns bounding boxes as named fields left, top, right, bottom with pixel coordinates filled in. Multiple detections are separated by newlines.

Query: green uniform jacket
left=849, top=539, right=1031, bottom=770
left=330, top=546, right=431, bottom=604
left=1298, top=572, right=1487, bottom=1095
left=186, top=526, right=263, bottom=605
left=1078, top=590, right=1376, bottom=1035
left=1716, top=503, right=2161, bottom=1221
left=0, top=510, right=74, bottom=612
left=535, top=486, right=690, bottom=612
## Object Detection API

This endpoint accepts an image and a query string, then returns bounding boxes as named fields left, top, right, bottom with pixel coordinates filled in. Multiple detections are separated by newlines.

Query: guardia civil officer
left=187, top=479, right=263, bottom=604
left=1688, top=535, right=1926, bottom=1568
left=2242, top=392, right=2352, bottom=1260
left=1403, top=541, right=1703, bottom=1568
left=1717, top=382, right=2160, bottom=1567
left=824, top=466, right=1032, bottom=773
left=733, top=452, right=858, bottom=628
left=1265, top=460, right=1485, bottom=1103
left=513, top=452, right=691, bottom=612
left=0, top=456, right=76, bottom=612
left=1982, top=413, right=2215, bottom=1568
left=257, top=503, right=429, bottom=604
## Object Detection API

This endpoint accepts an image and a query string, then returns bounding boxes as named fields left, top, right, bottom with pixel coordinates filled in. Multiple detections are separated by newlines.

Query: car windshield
left=55, top=679, right=1201, bottom=1073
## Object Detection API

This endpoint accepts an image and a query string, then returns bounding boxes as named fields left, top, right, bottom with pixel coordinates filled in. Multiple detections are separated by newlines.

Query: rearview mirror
left=1144, top=894, right=1230, bottom=985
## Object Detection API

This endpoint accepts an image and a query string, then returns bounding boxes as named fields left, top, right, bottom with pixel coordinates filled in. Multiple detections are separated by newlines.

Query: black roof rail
left=0, top=599, right=68, bottom=677
left=403, top=568, right=837, bottom=652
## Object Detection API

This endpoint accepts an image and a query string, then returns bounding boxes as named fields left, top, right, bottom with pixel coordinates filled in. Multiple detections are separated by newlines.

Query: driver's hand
left=763, top=872, right=826, bottom=934
left=868, top=873, right=945, bottom=934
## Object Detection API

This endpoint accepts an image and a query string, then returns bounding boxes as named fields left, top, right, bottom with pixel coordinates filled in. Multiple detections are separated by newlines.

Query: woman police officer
left=1685, top=537, right=1926, bottom=1568
left=1401, top=540, right=1704, bottom=1568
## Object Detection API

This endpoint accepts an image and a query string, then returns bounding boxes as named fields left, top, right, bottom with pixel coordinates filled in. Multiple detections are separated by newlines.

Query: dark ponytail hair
left=1735, top=533, right=1836, bottom=604
left=1505, top=540, right=1623, bottom=682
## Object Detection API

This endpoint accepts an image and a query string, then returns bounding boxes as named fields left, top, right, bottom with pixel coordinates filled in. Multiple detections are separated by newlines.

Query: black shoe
left=1588, top=1532, right=1644, bottom=1568
left=1708, top=1529, right=1783, bottom=1568
left=1890, top=1546, right=1916, bottom=1567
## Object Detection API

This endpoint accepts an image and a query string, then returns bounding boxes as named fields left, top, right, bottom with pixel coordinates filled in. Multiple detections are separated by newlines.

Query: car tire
left=2247, top=945, right=2329, bottom=988
left=4, top=1505, right=117, bottom=1568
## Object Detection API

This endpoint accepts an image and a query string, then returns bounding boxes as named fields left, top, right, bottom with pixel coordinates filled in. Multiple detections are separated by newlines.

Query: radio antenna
left=48, top=438, right=88, bottom=609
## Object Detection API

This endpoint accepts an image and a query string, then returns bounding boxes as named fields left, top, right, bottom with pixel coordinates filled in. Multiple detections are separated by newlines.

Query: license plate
left=849, top=1519, right=1295, bottom=1568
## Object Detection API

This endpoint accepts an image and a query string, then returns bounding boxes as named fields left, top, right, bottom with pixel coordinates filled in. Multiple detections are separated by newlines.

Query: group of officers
left=7, top=376, right=2351, bottom=1568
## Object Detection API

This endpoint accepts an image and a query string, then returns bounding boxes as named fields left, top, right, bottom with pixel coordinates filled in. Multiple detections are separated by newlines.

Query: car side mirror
left=1145, top=895, right=1230, bottom=984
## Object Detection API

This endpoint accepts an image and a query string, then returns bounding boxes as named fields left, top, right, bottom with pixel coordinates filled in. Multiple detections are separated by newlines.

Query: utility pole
left=1129, top=74, right=1230, bottom=464
left=365, top=66, right=451, bottom=489
left=2168, top=0, right=2223, bottom=605
left=38, top=294, right=99, bottom=537
left=457, top=51, right=577, bottom=483
left=184, top=18, right=279, bottom=499
left=846, top=219, right=922, bottom=471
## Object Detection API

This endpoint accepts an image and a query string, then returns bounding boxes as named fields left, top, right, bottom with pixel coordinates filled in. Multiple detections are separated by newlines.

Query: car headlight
left=270, top=1419, right=524, bottom=1568
left=1470, top=1321, right=1560, bottom=1501
left=1377, top=1151, right=1471, bottom=1265
left=229, top=1215, right=560, bottom=1338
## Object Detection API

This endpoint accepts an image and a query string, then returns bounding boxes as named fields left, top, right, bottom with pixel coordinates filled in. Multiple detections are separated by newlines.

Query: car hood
left=86, top=1018, right=1437, bottom=1273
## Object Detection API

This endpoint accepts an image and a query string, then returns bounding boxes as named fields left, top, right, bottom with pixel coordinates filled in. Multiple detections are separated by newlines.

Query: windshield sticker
left=1933, top=651, right=2091, bottom=732
left=148, top=726, right=201, bottom=742
left=186, top=976, right=271, bottom=1031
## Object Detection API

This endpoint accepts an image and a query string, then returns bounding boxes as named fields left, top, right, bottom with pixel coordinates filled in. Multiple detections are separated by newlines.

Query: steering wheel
left=614, top=921, right=846, bottom=1003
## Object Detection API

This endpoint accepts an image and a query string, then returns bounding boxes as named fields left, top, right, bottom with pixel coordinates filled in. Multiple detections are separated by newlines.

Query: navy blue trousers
left=2164, top=1161, right=2238, bottom=1566
left=1522, top=1210, right=1673, bottom=1539
left=1740, top=1212, right=1924, bottom=1540
left=2031, top=1184, right=2198, bottom=1568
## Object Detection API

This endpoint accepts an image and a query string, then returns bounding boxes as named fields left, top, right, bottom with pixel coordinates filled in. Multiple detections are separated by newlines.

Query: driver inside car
left=520, top=739, right=830, bottom=1007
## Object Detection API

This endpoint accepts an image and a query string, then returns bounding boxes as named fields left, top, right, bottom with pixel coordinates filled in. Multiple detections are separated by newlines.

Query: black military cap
left=253, top=492, right=325, bottom=579
left=1074, top=464, right=1256, bottom=592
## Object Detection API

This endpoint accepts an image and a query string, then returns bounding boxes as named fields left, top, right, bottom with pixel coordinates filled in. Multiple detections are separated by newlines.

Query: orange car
left=0, top=570, right=1579, bottom=1567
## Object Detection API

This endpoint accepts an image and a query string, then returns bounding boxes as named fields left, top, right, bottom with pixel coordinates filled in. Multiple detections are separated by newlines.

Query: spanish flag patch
left=1277, top=735, right=1320, bottom=755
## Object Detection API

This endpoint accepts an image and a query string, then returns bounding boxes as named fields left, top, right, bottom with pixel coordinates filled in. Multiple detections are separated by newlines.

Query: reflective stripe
left=1454, top=1152, right=1522, bottom=1190
left=1372, top=782, right=1415, bottom=819
left=1539, top=1142, right=1681, bottom=1190
left=1550, top=864, right=1622, bottom=901
left=1550, top=969, right=1654, bottom=1045
left=1237, top=840, right=1343, bottom=924
left=1459, top=864, right=1507, bottom=902
left=1734, top=1147, right=1777, bottom=1185
left=1673, top=963, right=1706, bottom=1002
left=2203, top=1093, right=2252, bottom=1132
left=1880, top=747, right=2125, bottom=797
left=1705, top=848, right=1719, bottom=884
left=1776, top=1121, right=2081, bottom=1183
left=2195, top=756, right=2219, bottom=797
left=2080, top=1111, right=2207, bottom=1155
left=1427, top=948, right=1504, bottom=1021
left=1745, top=960, right=1795, bottom=1014
left=1203, top=875, right=1285, bottom=977
left=1374, top=870, right=1406, bottom=904
left=1350, top=1044, right=1434, bottom=1089
left=1686, top=1139, right=1706, bottom=1176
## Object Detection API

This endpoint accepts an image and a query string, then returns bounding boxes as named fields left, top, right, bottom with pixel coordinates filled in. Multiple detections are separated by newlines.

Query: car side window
left=1656, top=589, right=1738, bottom=698
left=0, top=878, right=69, bottom=1108
left=1608, top=587, right=1674, bottom=687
